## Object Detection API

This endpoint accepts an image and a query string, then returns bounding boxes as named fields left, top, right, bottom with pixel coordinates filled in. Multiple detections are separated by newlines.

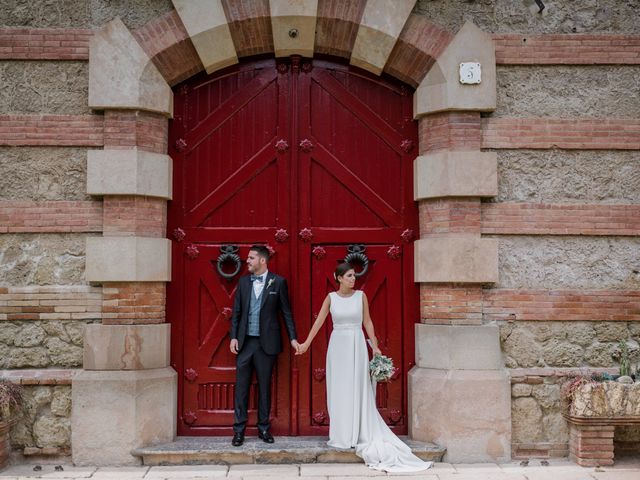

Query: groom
left=229, top=245, right=300, bottom=446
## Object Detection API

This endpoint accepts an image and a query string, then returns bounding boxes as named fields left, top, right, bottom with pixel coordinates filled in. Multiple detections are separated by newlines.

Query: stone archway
left=73, top=0, right=508, bottom=466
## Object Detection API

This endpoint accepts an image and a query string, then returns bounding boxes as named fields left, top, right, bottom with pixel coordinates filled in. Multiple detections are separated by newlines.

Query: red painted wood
left=168, top=57, right=418, bottom=436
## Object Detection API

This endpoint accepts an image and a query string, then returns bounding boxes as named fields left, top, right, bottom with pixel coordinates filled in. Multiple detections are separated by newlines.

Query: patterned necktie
left=250, top=275, right=263, bottom=282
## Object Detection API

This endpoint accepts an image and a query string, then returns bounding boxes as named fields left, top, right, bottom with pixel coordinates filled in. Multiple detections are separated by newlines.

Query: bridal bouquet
left=369, top=353, right=395, bottom=383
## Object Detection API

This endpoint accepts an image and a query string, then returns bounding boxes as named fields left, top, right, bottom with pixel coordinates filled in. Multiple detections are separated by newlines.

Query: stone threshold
left=132, top=436, right=445, bottom=466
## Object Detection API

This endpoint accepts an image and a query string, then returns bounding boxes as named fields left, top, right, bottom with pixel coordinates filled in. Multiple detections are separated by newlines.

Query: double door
left=167, top=57, right=418, bottom=435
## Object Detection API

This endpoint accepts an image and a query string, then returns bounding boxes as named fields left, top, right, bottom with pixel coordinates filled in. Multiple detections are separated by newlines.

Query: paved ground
left=1, top=459, right=639, bottom=480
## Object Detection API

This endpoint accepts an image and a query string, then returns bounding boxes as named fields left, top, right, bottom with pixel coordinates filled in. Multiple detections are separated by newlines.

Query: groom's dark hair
left=249, top=245, right=271, bottom=261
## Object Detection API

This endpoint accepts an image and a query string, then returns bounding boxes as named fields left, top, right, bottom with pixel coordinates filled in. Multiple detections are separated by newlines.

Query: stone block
left=414, top=21, right=496, bottom=117
left=84, top=323, right=171, bottom=370
left=270, top=0, right=318, bottom=57
left=172, top=0, right=238, bottom=74
left=87, top=149, right=172, bottom=199
left=414, top=151, right=497, bottom=200
left=89, top=18, right=172, bottom=116
left=414, top=235, right=498, bottom=283
left=350, top=0, right=415, bottom=75
left=85, top=237, right=171, bottom=282
left=72, top=367, right=177, bottom=466
left=409, top=367, right=511, bottom=463
left=415, top=324, right=502, bottom=370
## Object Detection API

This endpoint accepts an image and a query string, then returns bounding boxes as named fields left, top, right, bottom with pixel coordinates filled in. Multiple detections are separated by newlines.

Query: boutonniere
left=267, top=278, right=275, bottom=289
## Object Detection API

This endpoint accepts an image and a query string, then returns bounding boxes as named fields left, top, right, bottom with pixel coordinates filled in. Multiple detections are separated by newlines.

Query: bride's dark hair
left=334, top=262, right=354, bottom=284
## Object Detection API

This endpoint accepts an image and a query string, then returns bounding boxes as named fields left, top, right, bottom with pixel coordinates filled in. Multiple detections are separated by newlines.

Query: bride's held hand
left=296, top=341, right=310, bottom=355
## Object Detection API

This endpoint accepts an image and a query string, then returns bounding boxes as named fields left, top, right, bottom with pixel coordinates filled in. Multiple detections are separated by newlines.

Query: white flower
left=369, top=354, right=395, bottom=382
left=267, top=278, right=275, bottom=289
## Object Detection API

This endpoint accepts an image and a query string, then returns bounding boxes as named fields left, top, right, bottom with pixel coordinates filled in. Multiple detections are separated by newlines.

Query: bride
left=297, top=263, right=432, bottom=472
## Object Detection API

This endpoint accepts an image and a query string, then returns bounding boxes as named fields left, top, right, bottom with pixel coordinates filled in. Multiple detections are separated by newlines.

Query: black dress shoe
left=258, top=430, right=274, bottom=443
left=232, top=431, right=245, bottom=447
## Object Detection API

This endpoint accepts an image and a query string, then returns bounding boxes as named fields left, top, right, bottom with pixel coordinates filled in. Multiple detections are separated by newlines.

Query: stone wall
left=497, top=237, right=640, bottom=290
left=0, top=234, right=88, bottom=286
left=501, top=322, right=640, bottom=369
left=414, top=0, right=640, bottom=34
left=495, top=66, right=640, bottom=118
left=0, top=148, right=89, bottom=202
left=493, top=150, right=640, bottom=204
left=0, top=61, right=89, bottom=115
left=10, top=386, right=71, bottom=456
left=0, top=0, right=173, bottom=29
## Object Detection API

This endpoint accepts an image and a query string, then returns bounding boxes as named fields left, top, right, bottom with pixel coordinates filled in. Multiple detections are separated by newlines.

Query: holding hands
left=295, top=341, right=310, bottom=355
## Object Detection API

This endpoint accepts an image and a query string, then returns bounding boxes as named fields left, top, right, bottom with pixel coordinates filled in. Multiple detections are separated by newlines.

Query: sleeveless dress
left=326, top=290, right=432, bottom=473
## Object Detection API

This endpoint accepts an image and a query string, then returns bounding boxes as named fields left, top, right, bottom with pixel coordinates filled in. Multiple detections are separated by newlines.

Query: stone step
left=132, top=436, right=446, bottom=466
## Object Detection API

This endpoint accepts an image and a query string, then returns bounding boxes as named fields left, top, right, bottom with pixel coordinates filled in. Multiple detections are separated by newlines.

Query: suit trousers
left=233, top=336, right=277, bottom=433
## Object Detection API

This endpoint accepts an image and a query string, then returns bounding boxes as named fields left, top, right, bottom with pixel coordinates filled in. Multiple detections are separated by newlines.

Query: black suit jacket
left=230, top=272, right=297, bottom=355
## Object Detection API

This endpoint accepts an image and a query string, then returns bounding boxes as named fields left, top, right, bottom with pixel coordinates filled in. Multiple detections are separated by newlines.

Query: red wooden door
left=168, top=57, right=418, bottom=436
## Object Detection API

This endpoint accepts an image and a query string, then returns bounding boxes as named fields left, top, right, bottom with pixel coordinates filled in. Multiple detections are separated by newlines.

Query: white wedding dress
left=326, top=290, right=432, bottom=472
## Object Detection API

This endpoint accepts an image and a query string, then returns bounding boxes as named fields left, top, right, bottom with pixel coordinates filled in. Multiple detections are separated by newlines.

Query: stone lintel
left=414, top=21, right=496, bottom=117
left=172, top=0, right=238, bottom=74
left=87, top=149, right=172, bottom=199
left=414, top=151, right=497, bottom=200
left=269, top=0, right=318, bottom=57
left=414, top=235, right=498, bottom=284
left=84, top=323, right=171, bottom=370
left=86, top=237, right=171, bottom=282
left=408, top=367, right=511, bottom=463
left=415, top=324, right=502, bottom=370
left=71, top=367, right=177, bottom=466
left=350, top=0, right=416, bottom=75
left=89, top=18, right=173, bottom=117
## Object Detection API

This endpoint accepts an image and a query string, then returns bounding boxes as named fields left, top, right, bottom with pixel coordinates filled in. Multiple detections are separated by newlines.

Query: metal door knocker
left=344, top=244, right=369, bottom=278
left=213, top=245, right=241, bottom=280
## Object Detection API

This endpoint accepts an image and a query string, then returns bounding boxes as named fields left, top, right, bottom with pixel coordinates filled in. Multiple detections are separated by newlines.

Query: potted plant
left=0, top=379, right=23, bottom=470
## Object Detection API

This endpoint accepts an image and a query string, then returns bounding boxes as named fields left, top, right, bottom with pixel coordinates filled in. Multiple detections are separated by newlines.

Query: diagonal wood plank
left=185, top=68, right=278, bottom=153
left=312, top=140, right=401, bottom=226
left=186, top=139, right=277, bottom=226
left=311, top=69, right=406, bottom=154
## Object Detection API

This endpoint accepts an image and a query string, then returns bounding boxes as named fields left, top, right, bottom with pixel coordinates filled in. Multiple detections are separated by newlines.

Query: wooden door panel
left=169, top=58, right=417, bottom=436
left=200, top=159, right=280, bottom=228
left=183, top=71, right=279, bottom=213
left=182, top=243, right=290, bottom=432
left=310, top=145, right=400, bottom=227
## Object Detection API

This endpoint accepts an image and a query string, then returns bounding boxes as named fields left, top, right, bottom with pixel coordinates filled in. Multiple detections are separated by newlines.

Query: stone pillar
left=72, top=19, right=176, bottom=466
left=410, top=21, right=511, bottom=462
left=568, top=424, right=615, bottom=467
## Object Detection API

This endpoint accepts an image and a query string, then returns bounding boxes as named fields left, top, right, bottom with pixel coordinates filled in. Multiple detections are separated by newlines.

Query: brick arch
left=130, top=2, right=452, bottom=90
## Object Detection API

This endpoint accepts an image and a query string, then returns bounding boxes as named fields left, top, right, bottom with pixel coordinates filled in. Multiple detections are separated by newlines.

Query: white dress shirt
left=252, top=270, right=268, bottom=298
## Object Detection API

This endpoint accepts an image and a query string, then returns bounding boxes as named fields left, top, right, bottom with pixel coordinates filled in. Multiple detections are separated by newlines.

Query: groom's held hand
left=230, top=339, right=239, bottom=354
left=291, top=339, right=301, bottom=354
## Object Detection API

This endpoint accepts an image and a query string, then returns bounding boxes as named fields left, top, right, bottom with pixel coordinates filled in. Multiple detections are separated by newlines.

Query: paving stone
left=228, top=464, right=299, bottom=476
left=90, top=467, right=149, bottom=479
left=300, top=463, right=385, bottom=476
left=453, top=462, right=502, bottom=471
left=438, top=474, right=528, bottom=480
left=523, top=471, right=595, bottom=480
left=0, top=466, right=95, bottom=478
left=145, top=465, right=228, bottom=479
left=592, top=473, right=640, bottom=480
